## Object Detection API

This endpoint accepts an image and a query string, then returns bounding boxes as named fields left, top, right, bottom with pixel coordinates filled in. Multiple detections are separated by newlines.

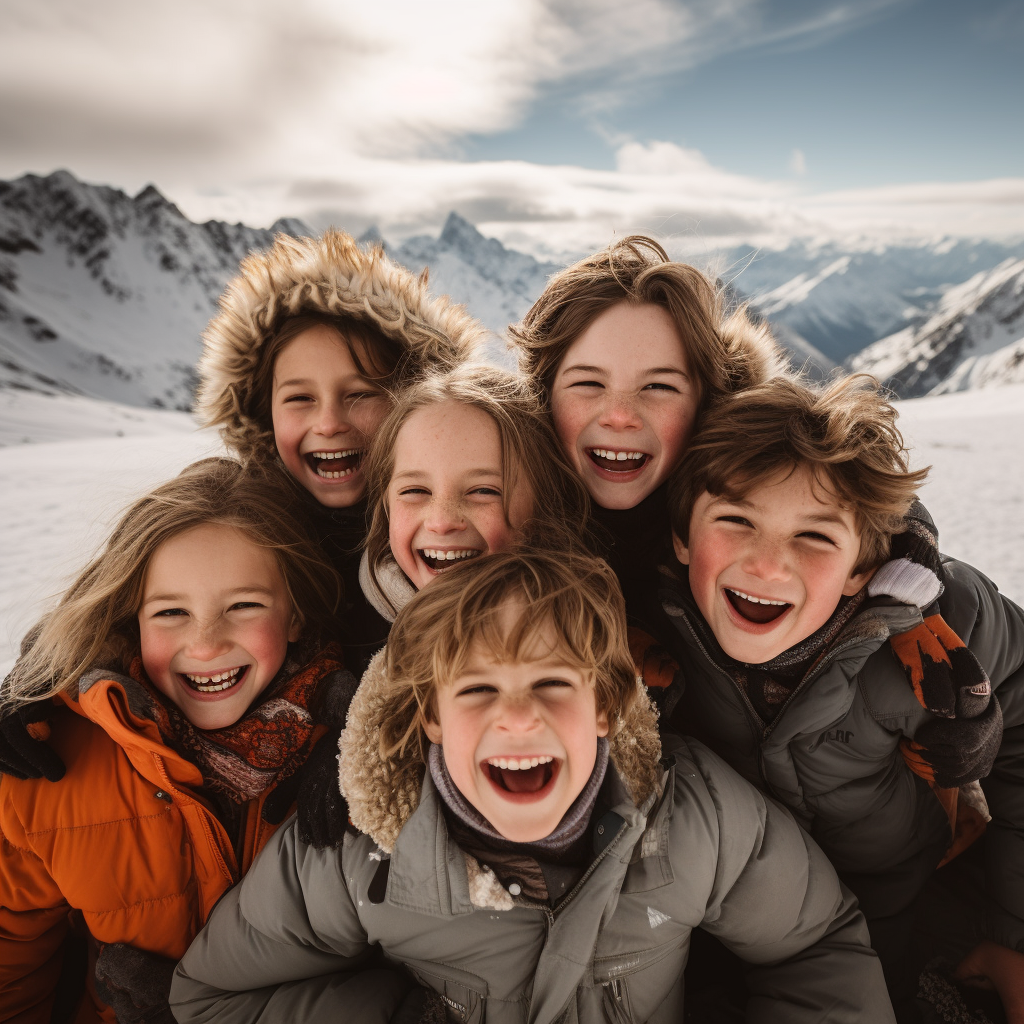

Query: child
left=170, top=550, right=895, bottom=1023
left=0, top=459, right=352, bottom=1023
left=196, top=228, right=488, bottom=671
left=358, top=364, right=590, bottom=621
left=661, top=375, right=1024, bottom=1021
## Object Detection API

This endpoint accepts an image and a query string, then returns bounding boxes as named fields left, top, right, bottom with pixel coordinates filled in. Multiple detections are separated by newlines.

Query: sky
left=2, top=0, right=1023, bottom=256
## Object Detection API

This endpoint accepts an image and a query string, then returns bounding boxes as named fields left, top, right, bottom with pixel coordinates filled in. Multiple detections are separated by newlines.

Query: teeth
left=727, top=588, right=789, bottom=606
left=182, top=667, right=243, bottom=692
left=316, top=467, right=355, bottom=479
left=486, top=755, right=553, bottom=770
left=310, top=449, right=360, bottom=460
left=421, top=549, right=480, bottom=561
left=591, top=448, right=645, bottom=461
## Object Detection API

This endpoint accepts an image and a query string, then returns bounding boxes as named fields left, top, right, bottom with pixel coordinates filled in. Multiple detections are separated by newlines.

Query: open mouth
left=304, top=449, right=363, bottom=480
left=178, top=665, right=249, bottom=694
left=484, top=755, right=558, bottom=798
left=586, top=448, right=650, bottom=473
left=725, top=588, right=791, bottom=625
left=418, top=548, right=482, bottom=573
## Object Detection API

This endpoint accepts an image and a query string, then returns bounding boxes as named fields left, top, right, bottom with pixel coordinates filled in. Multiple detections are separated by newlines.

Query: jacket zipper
left=602, top=977, right=634, bottom=1023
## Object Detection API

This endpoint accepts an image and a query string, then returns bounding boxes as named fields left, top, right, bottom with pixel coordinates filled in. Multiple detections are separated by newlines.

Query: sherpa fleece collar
left=357, top=550, right=416, bottom=624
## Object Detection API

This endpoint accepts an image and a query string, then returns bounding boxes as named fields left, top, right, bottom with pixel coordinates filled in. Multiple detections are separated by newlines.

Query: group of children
left=0, top=231, right=1021, bottom=1024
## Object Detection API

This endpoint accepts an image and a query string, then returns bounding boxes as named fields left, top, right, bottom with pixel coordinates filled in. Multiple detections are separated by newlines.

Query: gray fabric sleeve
left=685, top=742, right=896, bottom=1024
left=948, top=560, right=1024, bottom=952
left=170, top=823, right=410, bottom=1023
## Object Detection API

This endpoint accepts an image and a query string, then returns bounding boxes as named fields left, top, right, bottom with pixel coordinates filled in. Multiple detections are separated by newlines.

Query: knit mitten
left=0, top=700, right=65, bottom=781
left=94, top=943, right=177, bottom=1024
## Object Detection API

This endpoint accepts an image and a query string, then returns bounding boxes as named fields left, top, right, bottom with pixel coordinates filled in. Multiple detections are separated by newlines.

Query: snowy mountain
left=848, top=258, right=1024, bottom=397
left=722, top=239, right=1024, bottom=364
left=0, top=170, right=311, bottom=409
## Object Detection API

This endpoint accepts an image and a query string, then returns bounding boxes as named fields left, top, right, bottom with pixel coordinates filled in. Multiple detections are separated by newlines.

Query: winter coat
left=0, top=649, right=343, bottom=1024
left=659, top=557, right=1024, bottom=951
left=196, top=229, right=488, bottom=466
left=170, top=650, right=895, bottom=1024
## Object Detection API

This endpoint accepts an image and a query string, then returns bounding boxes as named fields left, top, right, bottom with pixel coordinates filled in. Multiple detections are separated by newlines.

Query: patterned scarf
left=132, top=643, right=337, bottom=803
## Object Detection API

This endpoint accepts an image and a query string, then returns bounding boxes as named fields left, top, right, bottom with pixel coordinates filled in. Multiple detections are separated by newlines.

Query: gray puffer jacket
left=171, top=652, right=894, bottom=1024
left=660, top=556, right=1024, bottom=951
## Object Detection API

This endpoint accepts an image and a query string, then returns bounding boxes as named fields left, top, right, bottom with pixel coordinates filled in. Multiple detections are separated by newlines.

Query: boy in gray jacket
left=171, top=550, right=894, bottom=1024
left=660, top=374, right=1024, bottom=1022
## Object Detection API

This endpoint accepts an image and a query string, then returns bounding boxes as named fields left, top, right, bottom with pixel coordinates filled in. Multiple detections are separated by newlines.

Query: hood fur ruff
left=197, top=230, right=489, bottom=463
left=339, top=649, right=662, bottom=854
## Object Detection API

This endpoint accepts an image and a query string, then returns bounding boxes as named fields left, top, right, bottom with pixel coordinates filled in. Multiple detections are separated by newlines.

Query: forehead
left=394, top=401, right=502, bottom=469
left=559, top=302, right=687, bottom=373
left=712, top=464, right=859, bottom=529
left=273, top=324, right=363, bottom=381
left=144, top=524, right=283, bottom=592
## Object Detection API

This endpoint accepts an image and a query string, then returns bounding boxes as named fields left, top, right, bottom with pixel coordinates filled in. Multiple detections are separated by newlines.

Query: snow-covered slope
left=848, top=258, right=1024, bottom=397
left=723, top=239, right=1024, bottom=363
left=0, top=170, right=310, bottom=408
left=3, top=385, right=1021, bottom=677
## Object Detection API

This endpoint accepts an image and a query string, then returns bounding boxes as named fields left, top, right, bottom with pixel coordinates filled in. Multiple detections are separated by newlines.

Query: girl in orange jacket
left=0, top=458, right=349, bottom=1024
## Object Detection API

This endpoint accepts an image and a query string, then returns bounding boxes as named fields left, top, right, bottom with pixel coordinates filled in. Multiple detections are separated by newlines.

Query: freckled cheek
left=651, top=405, right=697, bottom=465
left=350, top=399, right=390, bottom=441
left=138, top=626, right=178, bottom=689
left=475, top=511, right=519, bottom=556
left=387, top=505, right=421, bottom=578
left=550, top=397, right=588, bottom=469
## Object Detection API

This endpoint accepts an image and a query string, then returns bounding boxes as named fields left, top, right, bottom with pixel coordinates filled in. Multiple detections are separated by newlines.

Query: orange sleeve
left=0, top=802, right=72, bottom=1023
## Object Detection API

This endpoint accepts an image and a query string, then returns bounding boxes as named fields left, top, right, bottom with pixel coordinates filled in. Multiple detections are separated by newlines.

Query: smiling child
left=171, top=550, right=895, bottom=1023
left=0, top=459, right=350, bottom=1023
left=661, top=375, right=1024, bottom=1020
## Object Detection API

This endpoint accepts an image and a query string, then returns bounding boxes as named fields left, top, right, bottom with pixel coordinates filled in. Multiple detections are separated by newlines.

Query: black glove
left=262, top=668, right=359, bottom=848
left=94, top=943, right=177, bottom=1024
left=0, top=700, right=65, bottom=781
left=391, top=985, right=448, bottom=1024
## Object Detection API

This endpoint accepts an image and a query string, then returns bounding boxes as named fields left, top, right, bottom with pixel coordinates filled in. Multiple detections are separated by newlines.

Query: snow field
left=0, top=387, right=1022, bottom=677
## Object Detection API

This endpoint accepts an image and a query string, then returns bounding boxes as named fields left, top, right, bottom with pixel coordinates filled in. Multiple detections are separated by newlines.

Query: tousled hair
left=2, top=458, right=341, bottom=714
left=363, top=365, right=592, bottom=607
left=668, top=375, right=929, bottom=573
left=509, top=235, right=783, bottom=413
left=379, top=550, right=638, bottom=763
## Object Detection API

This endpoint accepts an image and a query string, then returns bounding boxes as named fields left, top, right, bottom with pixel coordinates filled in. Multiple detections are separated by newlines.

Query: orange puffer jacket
left=0, top=651, right=339, bottom=1024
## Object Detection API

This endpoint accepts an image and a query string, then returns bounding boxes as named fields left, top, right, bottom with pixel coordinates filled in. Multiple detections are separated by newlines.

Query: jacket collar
left=358, top=550, right=416, bottom=624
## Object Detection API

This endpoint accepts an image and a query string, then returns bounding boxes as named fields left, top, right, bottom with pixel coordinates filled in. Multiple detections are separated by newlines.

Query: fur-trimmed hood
left=339, top=648, right=662, bottom=854
left=197, top=230, right=489, bottom=463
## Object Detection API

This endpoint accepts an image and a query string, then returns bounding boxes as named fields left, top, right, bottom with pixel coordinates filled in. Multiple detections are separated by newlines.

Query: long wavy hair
left=2, top=458, right=341, bottom=715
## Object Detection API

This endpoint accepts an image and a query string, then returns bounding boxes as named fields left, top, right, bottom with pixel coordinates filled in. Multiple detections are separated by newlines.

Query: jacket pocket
left=593, top=937, right=686, bottom=1024
left=403, top=957, right=488, bottom=1023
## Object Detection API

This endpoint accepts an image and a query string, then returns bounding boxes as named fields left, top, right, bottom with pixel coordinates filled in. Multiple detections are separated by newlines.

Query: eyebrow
left=142, top=585, right=275, bottom=605
left=559, top=363, right=688, bottom=378
left=391, top=468, right=502, bottom=482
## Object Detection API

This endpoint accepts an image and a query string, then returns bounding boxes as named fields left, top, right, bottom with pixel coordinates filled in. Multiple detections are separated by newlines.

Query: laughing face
left=550, top=302, right=698, bottom=510
left=422, top=615, right=609, bottom=843
left=388, top=401, right=534, bottom=591
left=271, top=324, right=391, bottom=507
left=674, top=464, right=873, bottom=664
left=138, top=524, right=300, bottom=730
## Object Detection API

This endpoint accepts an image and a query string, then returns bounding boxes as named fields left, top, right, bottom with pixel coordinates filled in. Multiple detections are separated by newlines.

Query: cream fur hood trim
left=339, top=649, right=662, bottom=855
left=197, top=230, right=488, bottom=463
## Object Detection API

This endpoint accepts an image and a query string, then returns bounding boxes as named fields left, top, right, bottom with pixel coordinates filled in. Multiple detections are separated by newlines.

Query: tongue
left=726, top=590, right=790, bottom=624
left=590, top=452, right=645, bottom=472
left=499, top=764, right=550, bottom=793
left=310, top=453, right=360, bottom=473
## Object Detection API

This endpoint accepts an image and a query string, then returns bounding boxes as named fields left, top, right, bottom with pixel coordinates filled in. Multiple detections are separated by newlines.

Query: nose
left=494, top=692, right=543, bottom=735
left=597, top=390, right=643, bottom=432
left=183, top=618, right=233, bottom=662
left=740, top=536, right=790, bottom=582
left=423, top=497, right=466, bottom=536
left=313, top=399, right=349, bottom=438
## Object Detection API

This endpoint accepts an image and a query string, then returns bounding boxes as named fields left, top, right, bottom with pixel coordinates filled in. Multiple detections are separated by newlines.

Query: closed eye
left=397, top=486, right=430, bottom=496
left=534, top=678, right=573, bottom=690
left=469, top=486, right=502, bottom=497
left=282, top=393, right=314, bottom=403
left=455, top=684, right=498, bottom=697
left=153, top=608, right=188, bottom=618
left=567, top=379, right=603, bottom=388
left=229, top=601, right=265, bottom=611
left=798, top=531, right=837, bottom=545
left=716, top=515, right=753, bottom=527
left=642, top=381, right=680, bottom=392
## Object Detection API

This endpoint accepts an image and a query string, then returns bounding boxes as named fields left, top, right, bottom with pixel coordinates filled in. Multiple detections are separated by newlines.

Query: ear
left=595, top=707, right=610, bottom=739
left=287, top=615, right=302, bottom=643
left=672, top=531, right=691, bottom=566
left=421, top=711, right=443, bottom=746
left=842, top=565, right=876, bottom=597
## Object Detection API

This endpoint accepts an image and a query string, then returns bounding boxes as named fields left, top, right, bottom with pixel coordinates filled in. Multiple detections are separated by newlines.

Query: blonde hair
left=363, top=365, right=591, bottom=606
left=379, top=549, right=638, bottom=763
left=2, top=458, right=341, bottom=714
left=668, top=375, right=929, bottom=573
left=509, top=235, right=782, bottom=412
